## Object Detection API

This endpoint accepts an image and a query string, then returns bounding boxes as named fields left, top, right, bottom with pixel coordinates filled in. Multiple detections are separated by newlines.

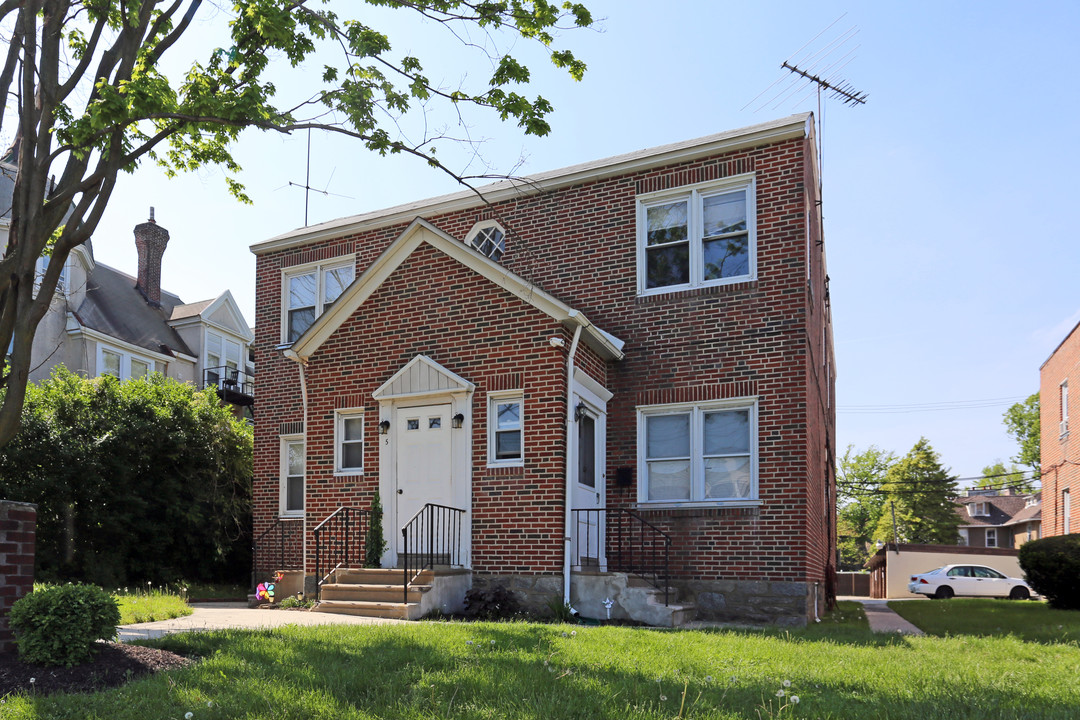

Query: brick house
left=250, top=113, right=836, bottom=626
left=954, top=489, right=1041, bottom=549
left=1040, top=323, right=1080, bottom=537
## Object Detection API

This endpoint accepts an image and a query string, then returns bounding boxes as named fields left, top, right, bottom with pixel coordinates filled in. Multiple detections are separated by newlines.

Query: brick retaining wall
left=0, top=500, right=36, bottom=653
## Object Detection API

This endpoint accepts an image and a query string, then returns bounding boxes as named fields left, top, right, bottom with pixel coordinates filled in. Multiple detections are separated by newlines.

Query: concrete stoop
left=313, top=567, right=472, bottom=620
left=571, top=571, right=696, bottom=627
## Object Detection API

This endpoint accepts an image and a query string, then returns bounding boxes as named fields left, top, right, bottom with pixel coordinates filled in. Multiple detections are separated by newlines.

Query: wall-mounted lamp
left=378, top=420, right=391, bottom=435
left=574, top=402, right=588, bottom=422
left=452, top=413, right=465, bottom=429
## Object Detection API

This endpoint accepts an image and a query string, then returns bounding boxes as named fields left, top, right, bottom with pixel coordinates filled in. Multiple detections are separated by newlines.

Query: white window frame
left=334, top=408, right=365, bottom=475
left=636, top=174, right=757, bottom=296
left=280, top=434, right=305, bottom=517
left=985, top=528, right=997, bottom=548
left=464, top=221, right=507, bottom=262
left=281, top=258, right=355, bottom=343
left=958, top=528, right=969, bottom=546
left=487, top=390, right=524, bottom=468
left=636, top=397, right=759, bottom=508
left=96, top=343, right=154, bottom=380
left=34, top=255, right=68, bottom=297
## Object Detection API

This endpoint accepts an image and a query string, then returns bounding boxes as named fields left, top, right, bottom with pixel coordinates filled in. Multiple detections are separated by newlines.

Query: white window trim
left=96, top=343, right=155, bottom=380
left=487, top=390, right=524, bottom=468
left=280, top=258, right=355, bottom=343
left=463, top=221, right=507, bottom=261
left=636, top=397, right=760, bottom=508
left=334, top=408, right=365, bottom=476
left=636, top=173, right=757, bottom=296
left=985, top=528, right=997, bottom=548
left=280, top=434, right=305, bottom=518
left=957, top=528, right=969, bottom=546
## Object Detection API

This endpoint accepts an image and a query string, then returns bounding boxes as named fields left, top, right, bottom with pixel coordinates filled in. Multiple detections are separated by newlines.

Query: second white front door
left=572, top=399, right=606, bottom=569
left=396, top=403, right=453, bottom=551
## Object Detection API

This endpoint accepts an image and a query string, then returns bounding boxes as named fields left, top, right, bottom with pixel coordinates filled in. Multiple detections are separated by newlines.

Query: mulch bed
left=0, top=643, right=192, bottom=698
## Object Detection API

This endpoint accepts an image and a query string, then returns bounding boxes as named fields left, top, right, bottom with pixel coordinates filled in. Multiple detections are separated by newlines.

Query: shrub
left=1018, top=534, right=1080, bottom=609
left=8, top=584, right=121, bottom=666
left=462, top=582, right=521, bottom=620
left=364, top=491, right=388, bottom=568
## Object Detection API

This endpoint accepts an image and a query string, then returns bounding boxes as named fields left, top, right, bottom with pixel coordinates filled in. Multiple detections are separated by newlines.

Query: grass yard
left=3, top=605, right=1079, bottom=719
left=114, top=586, right=192, bottom=625
left=889, top=598, right=1080, bottom=644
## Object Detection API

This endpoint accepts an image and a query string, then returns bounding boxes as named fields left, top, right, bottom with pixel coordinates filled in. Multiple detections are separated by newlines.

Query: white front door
left=396, top=403, right=453, bottom=551
left=572, top=399, right=606, bottom=569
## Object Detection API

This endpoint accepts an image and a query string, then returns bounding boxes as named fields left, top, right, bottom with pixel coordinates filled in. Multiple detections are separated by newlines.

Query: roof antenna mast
left=284, top=129, right=354, bottom=227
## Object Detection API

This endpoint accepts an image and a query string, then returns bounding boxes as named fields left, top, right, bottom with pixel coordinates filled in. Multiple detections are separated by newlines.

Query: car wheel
left=934, top=586, right=954, bottom=600
left=1009, top=586, right=1030, bottom=601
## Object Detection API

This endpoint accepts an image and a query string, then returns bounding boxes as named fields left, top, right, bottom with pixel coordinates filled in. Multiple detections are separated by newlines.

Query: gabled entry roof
left=373, top=355, right=475, bottom=400
left=284, top=218, right=625, bottom=362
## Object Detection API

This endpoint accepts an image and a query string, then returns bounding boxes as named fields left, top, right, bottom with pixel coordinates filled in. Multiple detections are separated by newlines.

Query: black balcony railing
left=313, top=507, right=371, bottom=601
left=251, top=516, right=304, bottom=592
left=203, top=365, right=254, bottom=406
left=401, top=503, right=465, bottom=603
left=570, top=508, right=672, bottom=605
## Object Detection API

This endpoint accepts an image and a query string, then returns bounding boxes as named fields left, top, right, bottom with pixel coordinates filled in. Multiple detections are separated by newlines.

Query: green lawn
left=114, top=586, right=192, bottom=625
left=3, top=604, right=1079, bottom=719
left=889, top=598, right=1080, bottom=644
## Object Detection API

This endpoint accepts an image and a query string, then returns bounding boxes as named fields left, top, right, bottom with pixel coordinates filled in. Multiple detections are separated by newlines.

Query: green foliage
left=978, top=460, right=1034, bottom=493
left=873, top=438, right=962, bottom=545
left=1019, top=534, right=1080, bottom=610
left=114, top=584, right=193, bottom=624
left=1004, top=393, right=1040, bottom=473
left=462, top=582, right=522, bottom=620
left=277, top=595, right=314, bottom=609
left=546, top=598, right=576, bottom=622
left=0, top=368, right=253, bottom=586
left=364, top=491, right=388, bottom=568
left=8, top=584, right=120, bottom=667
left=836, top=445, right=894, bottom=570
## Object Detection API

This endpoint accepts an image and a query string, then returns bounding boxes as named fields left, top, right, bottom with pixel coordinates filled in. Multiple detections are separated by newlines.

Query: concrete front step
left=313, top=599, right=423, bottom=620
left=331, top=568, right=434, bottom=585
left=319, top=582, right=430, bottom=604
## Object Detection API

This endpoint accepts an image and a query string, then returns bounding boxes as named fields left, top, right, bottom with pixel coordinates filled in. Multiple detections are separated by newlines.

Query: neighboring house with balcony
left=954, top=489, right=1041, bottom=549
left=1041, top=322, right=1080, bottom=537
left=0, top=154, right=253, bottom=411
left=250, top=114, right=836, bottom=627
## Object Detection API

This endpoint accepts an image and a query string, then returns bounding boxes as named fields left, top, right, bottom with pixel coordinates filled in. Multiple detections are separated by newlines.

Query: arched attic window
left=464, top=221, right=506, bottom=262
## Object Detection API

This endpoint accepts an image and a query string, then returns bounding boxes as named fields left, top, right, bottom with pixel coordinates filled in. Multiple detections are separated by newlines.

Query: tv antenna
left=281, top=129, right=354, bottom=226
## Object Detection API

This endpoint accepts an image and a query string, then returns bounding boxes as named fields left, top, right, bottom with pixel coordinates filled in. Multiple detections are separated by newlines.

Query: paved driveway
left=118, top=602, right=404, bottom=641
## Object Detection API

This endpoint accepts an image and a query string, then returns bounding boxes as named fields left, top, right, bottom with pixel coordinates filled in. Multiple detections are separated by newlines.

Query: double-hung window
left=638, top=175, right=756, bottom=294
left=985, top=528, right=997, bottom=548
left=281, top=436, right=305, bottom=516
left=638, top=399, right=757, bottom=505
left=98, top=344, right=154, bottom=380
left=488, top=391, right=523, bottom=466
left=335, top=409, right=364, bottom=474
left=283, top=260, right=355, bottom=342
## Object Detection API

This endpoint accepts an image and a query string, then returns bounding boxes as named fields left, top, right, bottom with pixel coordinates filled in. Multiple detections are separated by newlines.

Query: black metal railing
left=203, top=365, right=255, bottom=404
left=313, top=506, right=371, bottom=601
left=401, top=503, right=465, bottom=603
left=251, top=516, right=304, bottom=592
left=570, top=508, right=672, bottom=605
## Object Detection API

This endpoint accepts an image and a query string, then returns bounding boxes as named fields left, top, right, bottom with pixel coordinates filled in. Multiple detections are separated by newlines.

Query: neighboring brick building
left=954, top=489, right=1041, bottom=549
left=1041, top=323, right=1080, bottom=537
left=250, top=114, right=836, bottom=625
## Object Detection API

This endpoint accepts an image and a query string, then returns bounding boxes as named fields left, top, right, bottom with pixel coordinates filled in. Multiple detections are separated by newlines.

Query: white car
left=907, top=564, right=1034, bottom=600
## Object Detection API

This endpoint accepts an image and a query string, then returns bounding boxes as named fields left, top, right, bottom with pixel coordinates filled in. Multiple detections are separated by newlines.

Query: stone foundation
left=470, top=573, right=562, bottom=615
left=683, top=579, right=822, bottom=627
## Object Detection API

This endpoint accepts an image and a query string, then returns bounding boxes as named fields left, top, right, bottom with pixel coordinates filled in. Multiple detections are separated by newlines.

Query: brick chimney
left=133, top=207, right=169, bottom=306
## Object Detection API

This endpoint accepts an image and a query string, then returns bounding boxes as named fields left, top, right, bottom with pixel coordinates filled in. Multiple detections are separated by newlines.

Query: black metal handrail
left=313, top=506, right=371, bottom=601
left=401, top=503, right=465, bottom=603
left=203, top=365, right=255, bottom=397
left=251, top=516, right=304, bottom=592
left=570, top=508, right=672, bottom=605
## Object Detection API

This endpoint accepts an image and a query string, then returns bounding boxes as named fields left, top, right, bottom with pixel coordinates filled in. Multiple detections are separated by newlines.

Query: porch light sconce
left=574, top=402, right=588, bottom=422
left=452, top=413, right=465, bottom=429
left=378, top=420, right=391, bottom=435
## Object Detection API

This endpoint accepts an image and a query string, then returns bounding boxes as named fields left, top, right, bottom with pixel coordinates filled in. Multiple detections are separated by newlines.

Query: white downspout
left=563, top=324, right=583, bottom=605
left=284, top=349, right=310, bottom=590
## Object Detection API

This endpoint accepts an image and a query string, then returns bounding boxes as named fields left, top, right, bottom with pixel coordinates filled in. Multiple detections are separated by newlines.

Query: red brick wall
left=252, top=129, right=835, bottom=586
left=0, top=500, right=36, bottom=653
left=1041, top=325, right=1080, bottom=536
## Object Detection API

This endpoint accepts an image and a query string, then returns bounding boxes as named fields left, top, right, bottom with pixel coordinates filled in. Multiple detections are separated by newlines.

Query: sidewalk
left=844, top=598, right=925, bottom=635
left=117, top=602, right=403, bottom=642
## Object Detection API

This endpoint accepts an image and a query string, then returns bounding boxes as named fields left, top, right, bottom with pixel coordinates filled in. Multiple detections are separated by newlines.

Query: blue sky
left=72, top=1, right=1079, bottom=483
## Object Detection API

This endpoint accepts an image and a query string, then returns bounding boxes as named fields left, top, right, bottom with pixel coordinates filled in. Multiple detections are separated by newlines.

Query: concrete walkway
left=117, top=602, right=403, bottom=642
left=848, top=598, right=925, bottom=635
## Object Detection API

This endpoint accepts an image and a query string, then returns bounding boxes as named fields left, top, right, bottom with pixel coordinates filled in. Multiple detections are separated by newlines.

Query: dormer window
left=465, top=222, right=505, bottom=262
left=968, top=502, right=989, bottom=517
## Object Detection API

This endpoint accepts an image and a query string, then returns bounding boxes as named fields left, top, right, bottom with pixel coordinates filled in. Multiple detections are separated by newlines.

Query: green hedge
left=8, top=584, right=120, bottom=666
left=1018, top=534, right=1080, bottom=610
